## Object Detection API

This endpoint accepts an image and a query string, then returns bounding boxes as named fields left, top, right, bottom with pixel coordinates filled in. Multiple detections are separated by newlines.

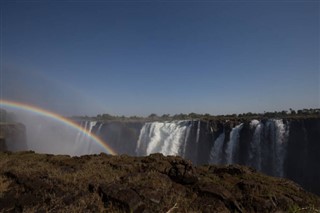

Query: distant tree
left=172, top=113, right=188, bottom=120
left=161, top=114, right=170, bottom=119
left=148, top=113, right=158, bottom=119
left=289, top=108, right=296, bottom=115
left=302, top=109, right=310, bottom=115
left=188, top=112, right=199, bottom=119
left=129, top=116, right=139, bottom=120
left=101, top=114, right=114, bottom=120
left=203, top=113, right=212, bottom=119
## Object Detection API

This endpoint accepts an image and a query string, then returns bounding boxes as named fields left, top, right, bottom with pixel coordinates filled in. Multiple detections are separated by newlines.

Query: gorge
left=1, top=115, right=320, bottom=196
left=75, top=117, right=320, bottom=195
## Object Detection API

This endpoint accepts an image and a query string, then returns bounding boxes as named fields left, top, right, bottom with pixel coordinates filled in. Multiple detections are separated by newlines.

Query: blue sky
left=1, top=0, right=319, bottom=116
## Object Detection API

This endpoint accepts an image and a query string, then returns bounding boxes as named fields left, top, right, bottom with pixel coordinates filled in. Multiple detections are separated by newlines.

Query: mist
left=7, top=109, right=105, bottom=155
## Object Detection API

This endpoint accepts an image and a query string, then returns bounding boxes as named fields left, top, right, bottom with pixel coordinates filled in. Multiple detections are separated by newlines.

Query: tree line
left=71, top=108, right=320, bottom=121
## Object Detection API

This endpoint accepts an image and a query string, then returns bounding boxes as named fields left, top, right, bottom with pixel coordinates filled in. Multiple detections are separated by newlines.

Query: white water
left=96, top=123, right=104, bottom=135
left=180, top=122, right=192, bottom=157
left=196, top=121, right=201, bottom=144
left=273, top=119, right=289, bottom=177
left=209, top=131, right=225, bottom=164
left=136, top=123, right=152, bottom=156
left=246, top=119, right=289, bottom=177
left=248, top=120, right=263, bottom=171
left=74, top=121, right=98, bottom=155
left=226, top=123, right=244, bottom=164
left=136, top=121, right=191, bottom=156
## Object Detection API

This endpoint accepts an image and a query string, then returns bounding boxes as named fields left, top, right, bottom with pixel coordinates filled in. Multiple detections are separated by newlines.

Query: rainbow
left=0, top=99, right=117, bottom=155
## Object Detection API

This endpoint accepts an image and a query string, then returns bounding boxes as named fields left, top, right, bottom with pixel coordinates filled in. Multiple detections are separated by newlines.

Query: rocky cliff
left=75, top=118, right=320, bottom=195
left=0, top=152, right=319, bottom=212
left=0, top=123, right=27, bottom=152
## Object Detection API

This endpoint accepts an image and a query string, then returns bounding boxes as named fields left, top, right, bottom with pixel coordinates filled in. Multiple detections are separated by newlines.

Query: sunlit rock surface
left=0, top=152, right=319, bottom=212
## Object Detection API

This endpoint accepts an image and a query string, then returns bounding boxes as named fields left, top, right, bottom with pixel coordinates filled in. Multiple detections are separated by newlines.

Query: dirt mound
left=0, top=151, right=319, bottom=212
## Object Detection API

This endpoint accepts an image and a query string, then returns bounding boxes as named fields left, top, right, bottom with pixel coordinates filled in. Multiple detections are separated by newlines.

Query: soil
left=0, top=151, right=319, bottom=213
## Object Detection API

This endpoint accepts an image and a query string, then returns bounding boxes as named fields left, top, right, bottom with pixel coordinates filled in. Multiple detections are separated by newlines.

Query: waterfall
left=248, top=120, right=263, bottom=171
left=87, top=122, right=102, bottom=154
left=273, top=119, right=289, bottom=177
left=196, top=121, right=201, bottom=144
left=136, top=123, right=152, bottom=156
left=249, top=119, right=289, bottom=177
left=226, top=123, right=243, bottom=164
left=74, top=121, right=97, bottom=155
left=136, top=121, right=191, bottom=156
left=86, top=121, right=97, bottom=154
left=209, top=131, right=225, bottom=164
left=75, top=121, right=88, bottom=147
left=180, top=121, right=192, bottom=157
left=96, top=122, right=104, bottom=136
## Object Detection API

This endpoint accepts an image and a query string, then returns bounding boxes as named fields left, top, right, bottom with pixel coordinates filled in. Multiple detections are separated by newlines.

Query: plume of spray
left=0, top=100, right=116, bottom=155
left=8, top=110, right=101, bottom=155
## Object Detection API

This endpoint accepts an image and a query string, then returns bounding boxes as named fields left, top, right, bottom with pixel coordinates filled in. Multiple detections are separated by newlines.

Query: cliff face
left=285, top=118, right=320, bottom=195
left=3, top=118, right=318, bottom=197
left=80, top=118, right=320, bottom=195
left=0, top=152, right=319, bottom=212
left=0, top=123, right=27, bottom=152
left=92, top=121, right=144, bottom=156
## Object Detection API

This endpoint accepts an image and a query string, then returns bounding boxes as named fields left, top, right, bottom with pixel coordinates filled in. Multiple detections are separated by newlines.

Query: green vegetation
left=70, top=108, right=320, bottom=122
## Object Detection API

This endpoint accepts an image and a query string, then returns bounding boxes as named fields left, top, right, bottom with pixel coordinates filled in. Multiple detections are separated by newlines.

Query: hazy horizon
left=0, top=0, right=319, bottom=117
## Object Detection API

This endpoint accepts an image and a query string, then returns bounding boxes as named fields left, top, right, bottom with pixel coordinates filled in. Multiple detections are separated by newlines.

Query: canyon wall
left=78, top=118, right=320, bottom=195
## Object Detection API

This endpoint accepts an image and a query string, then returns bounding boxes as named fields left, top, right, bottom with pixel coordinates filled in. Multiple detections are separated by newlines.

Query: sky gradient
left=0, top=0, right=319, bottom=116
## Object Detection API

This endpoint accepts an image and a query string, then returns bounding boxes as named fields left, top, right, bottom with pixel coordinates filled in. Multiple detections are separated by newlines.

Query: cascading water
left=134, top=119, right=289, bottom=176
left=96, top=122, right=104, bottom=135
left=68, top=118, right=318, bottom=195
left=180, top=122, right=192, bottom=157
left=72, top=119, right=291, bottom=177
left=196, top=121, right=201, bottom=144
left=248, top=120, right=263, bottom=171
left=136, top=123, right=152, bottom=156
left=244, top=119, right=289, bottom=177
left=75, top=121, right=88, bottom=149
left=225, top=123, right=244, bottom=164
left=273, top=119, right=289, bottom=177
left=209, top=132, right=225, bottom=164
left=74, top=121, right=97, bottom=155
left=88, top=122, right=104, bottom=154
left=136, top=121, right=191, bottom=156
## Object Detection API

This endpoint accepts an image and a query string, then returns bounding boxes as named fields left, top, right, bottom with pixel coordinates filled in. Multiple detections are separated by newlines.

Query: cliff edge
left=0, top=152, right=319, bottom=212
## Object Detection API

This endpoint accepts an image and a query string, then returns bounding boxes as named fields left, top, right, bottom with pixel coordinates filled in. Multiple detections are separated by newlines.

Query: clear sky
left=0, top=0, right=319, bottom=116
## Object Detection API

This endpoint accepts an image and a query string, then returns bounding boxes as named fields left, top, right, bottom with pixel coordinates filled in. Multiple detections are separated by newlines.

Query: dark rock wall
left=285, top=118, right=320, bottom=195
left=203, top=118, right=320, bottom=195
left=94, top=121, right=144, bottom=156
left=94, top=118, right=320, bottom=195
left=0, top=123, right=27, bottom=152
left=183, top=121, right=200, bottom=164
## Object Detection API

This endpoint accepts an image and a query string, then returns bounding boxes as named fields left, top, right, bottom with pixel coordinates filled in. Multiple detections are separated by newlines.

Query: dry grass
left=0, top=151, right=319, bottom=212
left=0, top=176, right=11, bottom=195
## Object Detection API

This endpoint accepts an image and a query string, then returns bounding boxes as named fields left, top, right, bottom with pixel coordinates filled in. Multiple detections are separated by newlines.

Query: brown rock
left=98, top=183, right=145, bottom=213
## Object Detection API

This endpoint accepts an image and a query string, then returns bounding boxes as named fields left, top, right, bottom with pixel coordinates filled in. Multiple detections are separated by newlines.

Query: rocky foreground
left=0, top=152, right=319, bottom=213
